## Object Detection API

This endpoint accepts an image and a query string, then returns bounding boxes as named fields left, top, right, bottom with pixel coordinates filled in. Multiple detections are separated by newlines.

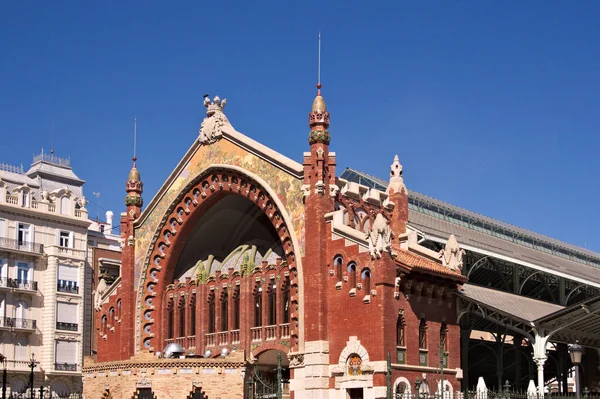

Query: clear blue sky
left=1, top=1, right=600, bottom=251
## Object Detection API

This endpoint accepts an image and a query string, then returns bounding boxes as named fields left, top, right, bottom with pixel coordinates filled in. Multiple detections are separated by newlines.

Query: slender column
left=460, top=315, right=471, bottom=392
left=532, top=333, right=549, bottom=397
left=513, top=264, right=520, bottom=294
left=276, top=276, right=282, bottom=339
left=514, top=335, right=522, bottom=390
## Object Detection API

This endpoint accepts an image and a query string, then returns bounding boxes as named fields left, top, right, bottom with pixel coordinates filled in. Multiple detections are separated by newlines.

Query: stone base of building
left=82, top=353, right=245, bottom=399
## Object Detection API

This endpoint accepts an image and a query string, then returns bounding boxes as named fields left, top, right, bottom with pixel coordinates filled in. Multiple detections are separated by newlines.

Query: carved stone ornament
left=136, top=370, right=152, bottom=388
left=439, top=234, right=465, bottom=272
left=94, top=278, right=108, bottom=311
left=386, top=155, right=406, bottom=195
left=315, top=180, right=325, bottom=195
left=288, top=353, right=305, bottom=368
left=365, top=213, right=395, bottom=259
left=198, top=95, right=235, bottom=145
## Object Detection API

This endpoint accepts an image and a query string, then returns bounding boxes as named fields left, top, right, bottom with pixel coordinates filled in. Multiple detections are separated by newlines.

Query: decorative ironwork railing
left=0, top=277, right=38, bottom=291
left=33, top=152, right=71, bottom=166
left=0, top=237, right=44, bottom=254
left=54, top=362, right=77, bottom=371
left=0, top=317, right=37, bottom=329
left=0, top=163, right=24, bottom=174
left=56, top=322, right=78, bottom=331
left=57, top=280, right=79, bottom=294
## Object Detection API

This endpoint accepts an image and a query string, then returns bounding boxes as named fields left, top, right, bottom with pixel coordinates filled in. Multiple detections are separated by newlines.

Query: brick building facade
left=84, top=87, right=466, bottom=399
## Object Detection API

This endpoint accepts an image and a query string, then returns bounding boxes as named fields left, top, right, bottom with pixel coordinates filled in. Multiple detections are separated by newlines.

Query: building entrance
left=347, top=388, right=364, bottom=399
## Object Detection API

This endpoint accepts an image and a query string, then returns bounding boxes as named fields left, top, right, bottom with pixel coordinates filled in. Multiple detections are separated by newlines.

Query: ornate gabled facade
left=85, top=87, right=465, bottom=399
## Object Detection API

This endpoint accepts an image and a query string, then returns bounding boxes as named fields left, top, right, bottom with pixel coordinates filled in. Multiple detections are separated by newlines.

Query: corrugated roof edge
left=341, top=167, right=600, bottom=261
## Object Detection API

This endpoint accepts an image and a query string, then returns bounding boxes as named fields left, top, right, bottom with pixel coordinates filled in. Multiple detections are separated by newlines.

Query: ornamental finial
left=203, top=94, right=227, bottom=116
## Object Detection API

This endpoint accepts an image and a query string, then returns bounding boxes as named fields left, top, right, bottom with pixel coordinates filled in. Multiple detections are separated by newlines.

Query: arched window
left=268, top=282, right=276, bottom=326
left=233, top=287, right=240, bottom=330
left=361, top=268, right=371, bottom=294
left=167, top=299, right=174, bottom=339
left=116, top=299, right=122, bottom=320
left=396, top=314, right=405, bottom=347
left=419, top=318, right=427, bottom=349
left=109, top=307, right=115, bottom=328
left=208, top=293, right=215, bottom=334
left=334, top=255, right=343, bottom=283
left=282, top=276, right=290, bottom=324
left=221, top=289, right=229, bottom=332
left=348, top=262, right=357, bottom=289
left=179, top=299, right=185, bottom=338
left=440, top=322, right=448, bottom=366
left=396, top=381, right=409, bottom=399
left=101, top=315, right=108, bottom=335
left=254, top=283, right=262, bottom=327
left=190, top=293, right=196, bottom=336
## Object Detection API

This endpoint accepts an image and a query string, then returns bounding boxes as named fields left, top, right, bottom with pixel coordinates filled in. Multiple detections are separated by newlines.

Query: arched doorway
left=250, top=349, right=290, bottom=399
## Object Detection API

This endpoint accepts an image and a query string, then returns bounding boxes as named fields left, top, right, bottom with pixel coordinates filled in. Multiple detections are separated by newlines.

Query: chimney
left=105, top=210, right=114, bottom=235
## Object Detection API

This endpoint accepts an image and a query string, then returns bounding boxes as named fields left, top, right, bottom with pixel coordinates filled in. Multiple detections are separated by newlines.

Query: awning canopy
left=457, top=284, right=600, bottom=348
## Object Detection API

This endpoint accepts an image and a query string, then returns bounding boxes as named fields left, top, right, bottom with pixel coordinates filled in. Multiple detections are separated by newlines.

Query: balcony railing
left=0, top=237, right=44, bottom=254
left=5, top=359, right=41, bottom=372
left=251, top=326, right=262, bottom=342
left=55, top=362, right=77, bottom=371
left=217, top=331, right=228, bottom=346
left=205, top=333, right=215, bottom=347
left=188, top=335, right=196, bottom=349
left=0, top=277, right=38, bottom=292
left=279, top=323, right=290, bottom=338
left=265, top=325, right=277, bottom=341
left=56, top=322, right=78, bottom=331
left=0, top=317, right=36, bottom=330
left=57, top=280, right=79, bottom=294
left=230, top=329, right=240, bottom=344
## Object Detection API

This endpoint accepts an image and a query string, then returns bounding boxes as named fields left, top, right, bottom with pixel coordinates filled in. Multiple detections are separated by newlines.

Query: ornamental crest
left=439, top=234, right=465, bottom=272
left=199, top=95, right=234, bottom=145
left=347, top=354, right=362, bottom=376
left=365, top=213, right=394, bottom=259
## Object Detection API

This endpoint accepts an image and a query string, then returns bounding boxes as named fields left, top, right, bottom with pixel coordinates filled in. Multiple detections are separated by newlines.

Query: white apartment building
left=0, top=151, right=90, bottom=397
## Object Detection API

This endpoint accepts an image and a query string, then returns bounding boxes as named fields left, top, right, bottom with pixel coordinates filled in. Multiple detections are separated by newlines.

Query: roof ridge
left=342, top=167, right=600, bottom=260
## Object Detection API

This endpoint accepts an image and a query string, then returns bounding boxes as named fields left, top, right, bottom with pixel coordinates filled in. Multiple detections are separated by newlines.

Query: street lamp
left=28, top=354, right=36, bottom=399
left=415, top=378, right=422, bottom=399
left=569, top=341, right=584, bottom=399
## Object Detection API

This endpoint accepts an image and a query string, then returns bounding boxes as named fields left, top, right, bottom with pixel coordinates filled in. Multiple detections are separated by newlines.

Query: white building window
left=55, top=340, right=77, bottom=371
left=14, top=337, right=28, bottom=361
left=0, top=218, right=5, bottom=238
left=17, top=262, right=32, bottom=285
left=21, top=191, right=29, bottom=207
left=56, top=302, right=78, bottom=331
left=0, top=258, right=6, bottom=286
left=0, top=296, right=5, bottom=320
left=57, top=264, right=79, bottom=294
left=15, top=300, right=29, bottom=327
left=60, top=196, right=70, bottom=215
left=17, top=223, right=32, bottom=247
left=58, top=231, right=73, bottom=248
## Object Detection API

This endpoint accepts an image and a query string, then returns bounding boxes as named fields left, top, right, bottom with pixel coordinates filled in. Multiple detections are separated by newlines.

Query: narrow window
left=233, top=288, right=240, bottom=330
left=167, top=299, right=174, bottom=339
left=348, top=263, right=357, bottom=289
left=396, top=315, right=405, bottom=346
left=334, top=255, right=343, bottom=282
left=282, top=276, right=290, bottom=324
left=116, top=300, right=122, bottom=320
left=208, top=294, right=215, bottom=334
left=440, top=322, right=448, bottom=366
left=190, top=294, right=196, bottom=336
left=59, top=231, right=70, bottom=248
left=419, top=319, right=427, bottom=349
left=268, top=282, right=276, bottom=326
left=109, top=308, right=115, bottom=327
left=179, top=301, right=185, bottom=337
left=254, top=283, right=262, bottom=327
left=221, top=290, right=229, bottom=332
left=361, top=268, right=371, bottom=293
left=101, top=316, right=107, bottom=335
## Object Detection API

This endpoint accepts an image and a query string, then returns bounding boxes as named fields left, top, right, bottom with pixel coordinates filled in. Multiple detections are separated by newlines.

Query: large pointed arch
left=137, top=165, right=304, bottom=352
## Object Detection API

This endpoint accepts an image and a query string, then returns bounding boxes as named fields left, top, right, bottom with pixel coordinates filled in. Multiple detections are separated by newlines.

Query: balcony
left=0, top=237, right=44, bottom=255
left=251, top=327, right=262, bottom=342
left=0, top=277, right=38, bottom=293
left=279, top=323, right=290, bottom=338
left=57, top=280, right=79, bottom=294
left=230, top=329, right=240, bottom=344
left=265, top=325, right=276, bottom=341
left=217, top=331, right=228, bottom=346
left=205, top=333, right=215, bottom=347
left=5, top=359, right=41, bottom=372
left=0, top=317, right=36, bottom=330
left=56, top=322, right=78, bottom=331
left=55, top=363, right=77, bottom=372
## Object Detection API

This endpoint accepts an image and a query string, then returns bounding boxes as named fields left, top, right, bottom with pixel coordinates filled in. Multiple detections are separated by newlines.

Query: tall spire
left=308, top=31, right=330, bottom=144
left=126, top=117, right=143, bottom=211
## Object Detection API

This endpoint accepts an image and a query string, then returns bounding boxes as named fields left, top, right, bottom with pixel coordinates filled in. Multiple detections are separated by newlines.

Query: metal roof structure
left=340, top=168, right=600, bottom=285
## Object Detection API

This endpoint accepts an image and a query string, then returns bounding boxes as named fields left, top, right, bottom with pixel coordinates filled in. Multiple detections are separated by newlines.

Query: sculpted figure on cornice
left=366, top=213, right=395, bottom=259
left=199, top=95, right=235, bottom=145
left=439, top=234, right=465, bottom=272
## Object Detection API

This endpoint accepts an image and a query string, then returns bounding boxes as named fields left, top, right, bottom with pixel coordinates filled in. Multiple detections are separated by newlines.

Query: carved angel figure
left=439, top=234, right=465, bottom=272
left=365, top=213, right=394, bottom=259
